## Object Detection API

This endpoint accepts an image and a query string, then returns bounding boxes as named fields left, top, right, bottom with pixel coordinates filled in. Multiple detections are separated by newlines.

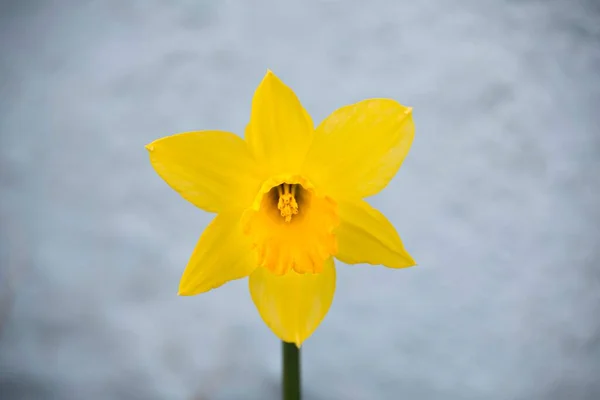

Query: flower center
left=277, top=183, right=299, bottom=222
left=242, top=177, right=339, bottom=275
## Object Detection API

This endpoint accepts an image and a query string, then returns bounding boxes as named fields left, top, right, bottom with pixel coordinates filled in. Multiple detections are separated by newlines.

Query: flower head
left=146, top=70, right=415, bottom=346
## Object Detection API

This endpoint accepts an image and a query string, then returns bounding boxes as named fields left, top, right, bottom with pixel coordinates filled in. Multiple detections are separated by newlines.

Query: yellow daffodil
left=146, top=70, right=416, bottom=346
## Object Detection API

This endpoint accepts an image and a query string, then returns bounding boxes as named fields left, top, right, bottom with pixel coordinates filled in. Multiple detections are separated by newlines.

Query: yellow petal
left=249, top=258, right=336, bottom=347
left=245, top=70, right=314, bottom=175
left=146, top=130, right=262, bottom=213
left=304, top=99, right=414, bottom=199
left=335, top=199, right=415, bottom=269
left=179, top=212, right=257, bottom=295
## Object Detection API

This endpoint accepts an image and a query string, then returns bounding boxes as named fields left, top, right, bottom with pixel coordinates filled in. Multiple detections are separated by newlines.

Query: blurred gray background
left=1, top=0, right=599, bottom=399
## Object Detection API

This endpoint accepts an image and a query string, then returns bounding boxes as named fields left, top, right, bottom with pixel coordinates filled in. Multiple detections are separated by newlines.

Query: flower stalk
left=282, top=341, right=301, bottom=400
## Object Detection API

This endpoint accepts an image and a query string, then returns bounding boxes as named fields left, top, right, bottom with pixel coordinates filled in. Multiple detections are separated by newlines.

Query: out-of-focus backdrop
left=1, top=0, right=599, bottom=399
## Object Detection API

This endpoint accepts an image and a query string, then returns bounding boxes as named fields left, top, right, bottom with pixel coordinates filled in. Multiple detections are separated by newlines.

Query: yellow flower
left=146, top=70, right=416, bottom=346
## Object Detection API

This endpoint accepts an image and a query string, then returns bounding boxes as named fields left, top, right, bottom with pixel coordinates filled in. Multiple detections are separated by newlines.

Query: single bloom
left=146, top=70, right=416, bottom=346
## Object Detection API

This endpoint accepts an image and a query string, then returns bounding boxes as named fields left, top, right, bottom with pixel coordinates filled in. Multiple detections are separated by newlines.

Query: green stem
left=282, top=341, right=301, bottom=400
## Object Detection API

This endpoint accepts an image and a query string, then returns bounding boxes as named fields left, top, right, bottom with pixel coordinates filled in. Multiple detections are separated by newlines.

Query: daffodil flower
left=146, top=70, right=415, bottom=346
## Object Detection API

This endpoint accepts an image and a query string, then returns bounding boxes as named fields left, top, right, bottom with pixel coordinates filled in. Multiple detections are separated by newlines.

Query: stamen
left=277, top=183, right=299, bottom=222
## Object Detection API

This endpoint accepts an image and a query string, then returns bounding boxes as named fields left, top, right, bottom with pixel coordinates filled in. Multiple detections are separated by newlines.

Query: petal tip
left=177, top=283, right=195, bottom=296
left=295, top=334, right=303, bottom=348
left=145, top=143, right=155, bottom=152
left=263, top=69, right=276, bottom=82
left=402, top=255, right=417, bottom=268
